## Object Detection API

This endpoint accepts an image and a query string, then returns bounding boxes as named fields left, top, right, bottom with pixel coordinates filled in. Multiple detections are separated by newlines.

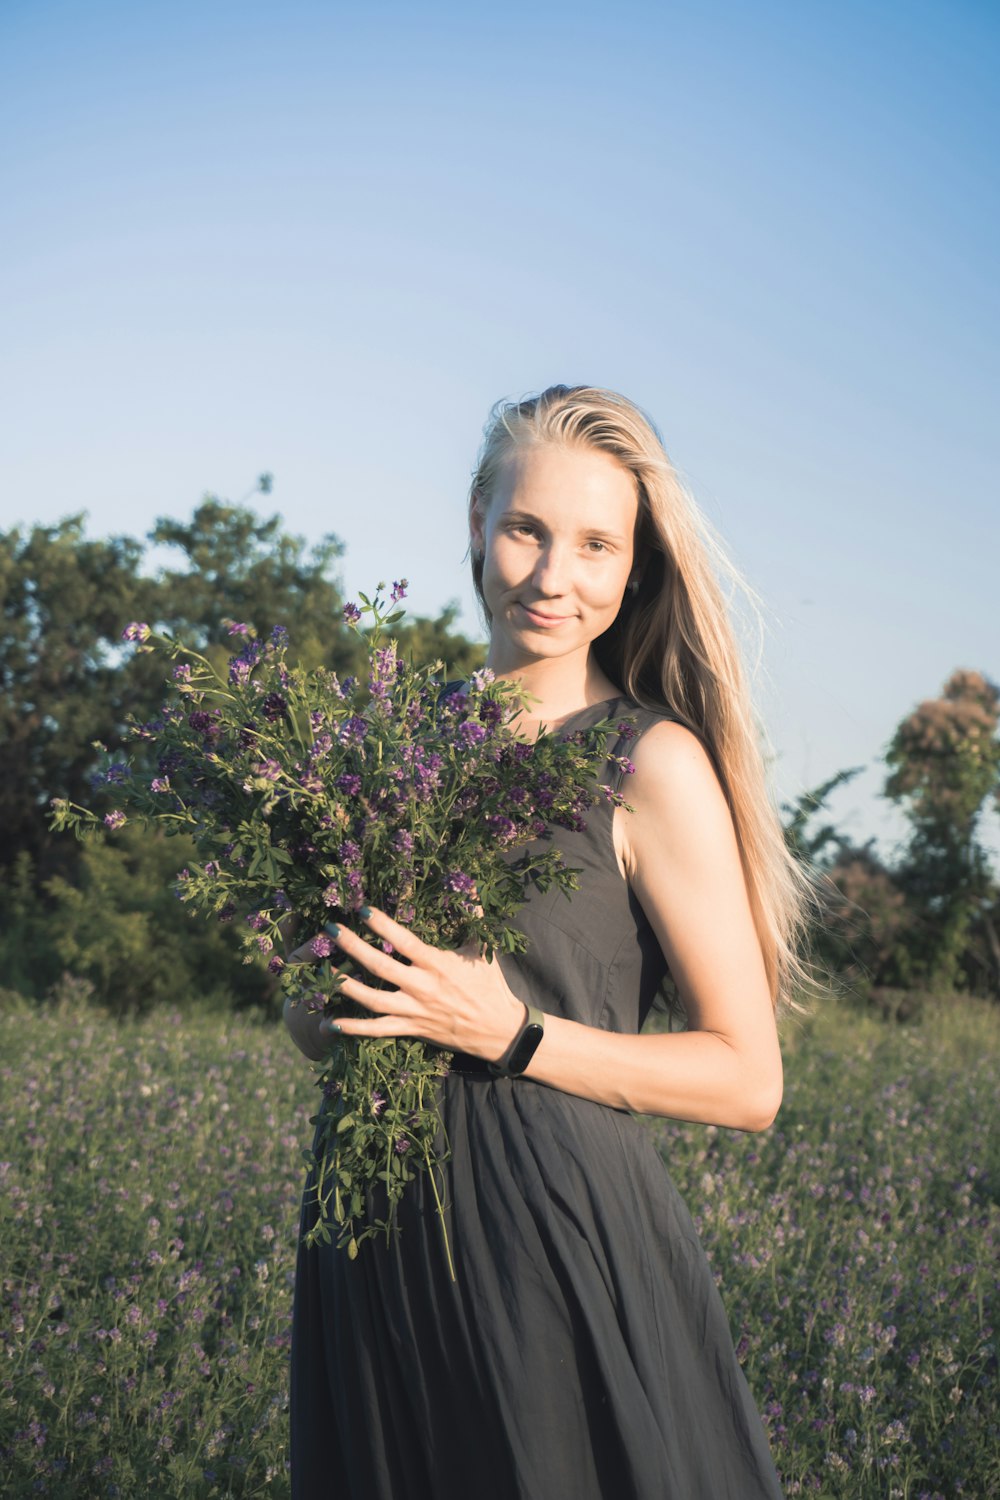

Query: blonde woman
left=286, top=386, right=809, bottom=1498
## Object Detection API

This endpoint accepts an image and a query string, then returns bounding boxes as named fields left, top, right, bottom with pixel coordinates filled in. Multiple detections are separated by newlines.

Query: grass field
left=1, top=993, right=997, bottom=1498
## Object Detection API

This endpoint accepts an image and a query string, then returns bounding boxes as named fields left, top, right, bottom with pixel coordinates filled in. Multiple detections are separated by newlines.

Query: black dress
left=290, top=698, right=784, bottom=1499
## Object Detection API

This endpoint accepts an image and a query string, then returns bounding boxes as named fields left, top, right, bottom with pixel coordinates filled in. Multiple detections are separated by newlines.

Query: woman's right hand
left=282, top=993, right=331, bottom=1062
left=277, top=912, right=332, bottom=1062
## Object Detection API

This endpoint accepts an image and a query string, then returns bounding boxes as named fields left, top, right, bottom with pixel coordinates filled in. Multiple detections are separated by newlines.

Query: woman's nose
left=532, top=544, right=571, bottom=595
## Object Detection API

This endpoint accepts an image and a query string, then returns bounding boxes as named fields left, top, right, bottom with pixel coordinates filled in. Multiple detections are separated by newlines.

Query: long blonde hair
left=468, top=384, right=817, bottom=1013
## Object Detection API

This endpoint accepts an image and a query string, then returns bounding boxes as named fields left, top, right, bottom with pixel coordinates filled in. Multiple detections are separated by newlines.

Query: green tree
left=391, top=601, right=486, bottom=683
left=0, top=515, right=161, bottom=878
left=149, top=483, right=351, bottom=668
left=884, top=669, right=1000, bottom=994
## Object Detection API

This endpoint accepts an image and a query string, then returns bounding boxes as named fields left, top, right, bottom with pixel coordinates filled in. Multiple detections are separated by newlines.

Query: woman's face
left=470, top=441, right=639, bottom=671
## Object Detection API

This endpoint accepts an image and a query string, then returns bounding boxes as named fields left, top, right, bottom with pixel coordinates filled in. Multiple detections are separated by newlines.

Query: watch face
left=507, top=1022, right=544, bottom=1075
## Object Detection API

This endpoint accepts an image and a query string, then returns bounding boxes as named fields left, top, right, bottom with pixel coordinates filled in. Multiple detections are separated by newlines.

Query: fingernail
left=324, top=922, right=340, bottom=938
left=319, top=1018, right=342, bottom=1035
left=359, top=904, right=371, bottom=919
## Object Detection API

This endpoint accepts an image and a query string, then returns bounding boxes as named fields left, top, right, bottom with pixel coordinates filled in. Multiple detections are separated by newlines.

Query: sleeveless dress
left=290, top=696, right=784, bottom=1499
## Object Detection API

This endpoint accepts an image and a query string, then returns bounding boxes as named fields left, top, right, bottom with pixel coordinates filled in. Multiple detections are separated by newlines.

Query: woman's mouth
left=518, top=603, right=572, bottom=628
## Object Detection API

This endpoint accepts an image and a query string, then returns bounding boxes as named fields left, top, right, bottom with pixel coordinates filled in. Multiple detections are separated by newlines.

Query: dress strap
left=607, top=703, right=683, bottom=794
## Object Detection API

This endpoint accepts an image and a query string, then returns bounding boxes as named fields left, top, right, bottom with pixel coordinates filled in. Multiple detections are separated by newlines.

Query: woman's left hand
left=286, top=906, right=527, bottom=1062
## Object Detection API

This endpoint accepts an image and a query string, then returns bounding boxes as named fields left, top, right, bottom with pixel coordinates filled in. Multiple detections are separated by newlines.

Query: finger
left=333, top=974, right=420, bottom=1013
left=357, top=904, right=428, bottom=962
left=322, top=1013, right=426, bottom=1040
left=326, top=921, right=418, bottom=987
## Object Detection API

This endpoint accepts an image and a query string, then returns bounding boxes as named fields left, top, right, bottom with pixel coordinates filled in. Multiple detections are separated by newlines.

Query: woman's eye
left=586, top=540, right=607, bottom=552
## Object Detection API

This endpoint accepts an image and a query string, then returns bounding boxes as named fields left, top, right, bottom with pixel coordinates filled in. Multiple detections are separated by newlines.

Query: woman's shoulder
left=613, top=697, right=720, bottom=799
left=612, top=695, right=704, bottom=749
left=604, top=695, right=708, bottom=798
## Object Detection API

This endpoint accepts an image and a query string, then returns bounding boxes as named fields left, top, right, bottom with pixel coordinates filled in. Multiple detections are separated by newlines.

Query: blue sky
left=2, top=0, right=997, bottom=859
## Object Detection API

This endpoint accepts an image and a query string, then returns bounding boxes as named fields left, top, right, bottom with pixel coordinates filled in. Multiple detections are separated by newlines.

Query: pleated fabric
left=290, top=698, right=783, bottom=1499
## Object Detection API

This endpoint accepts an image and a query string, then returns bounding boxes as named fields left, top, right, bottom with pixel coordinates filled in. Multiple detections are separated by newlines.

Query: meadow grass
left=1, top=993, right=996, bottom=1498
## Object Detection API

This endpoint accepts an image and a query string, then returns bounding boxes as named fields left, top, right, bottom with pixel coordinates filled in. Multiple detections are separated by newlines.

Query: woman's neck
left=481, top=651, right=622, bottom=732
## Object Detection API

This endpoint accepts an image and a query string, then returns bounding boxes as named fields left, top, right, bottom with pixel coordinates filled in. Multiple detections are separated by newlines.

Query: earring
left=627, top=577, right=639, bottom=595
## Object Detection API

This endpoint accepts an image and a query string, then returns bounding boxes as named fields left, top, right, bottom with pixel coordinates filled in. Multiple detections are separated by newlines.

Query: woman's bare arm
left=518, top=719, right=783, bottom=1130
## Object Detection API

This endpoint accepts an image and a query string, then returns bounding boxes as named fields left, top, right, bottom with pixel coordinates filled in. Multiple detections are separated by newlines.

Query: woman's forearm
left=521, top=1012, right=782, bottom=1132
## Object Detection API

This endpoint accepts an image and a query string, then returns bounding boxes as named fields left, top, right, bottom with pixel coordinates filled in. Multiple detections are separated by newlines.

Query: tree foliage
left=790, top=670, right=1000, bottom=1001
left=884, top=670, right=1000, bottom=992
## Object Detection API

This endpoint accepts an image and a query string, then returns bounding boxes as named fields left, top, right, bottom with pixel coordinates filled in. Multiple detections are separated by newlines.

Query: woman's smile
left=517, top=602, right=574, bottom=628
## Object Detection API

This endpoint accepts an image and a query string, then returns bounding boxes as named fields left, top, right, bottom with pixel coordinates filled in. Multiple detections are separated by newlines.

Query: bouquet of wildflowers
left=51, top=583, right=635, bottom=1275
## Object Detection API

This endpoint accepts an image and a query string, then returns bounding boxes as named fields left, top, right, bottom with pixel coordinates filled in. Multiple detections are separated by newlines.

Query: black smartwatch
left=488, top=1005, right=545, bottom=1078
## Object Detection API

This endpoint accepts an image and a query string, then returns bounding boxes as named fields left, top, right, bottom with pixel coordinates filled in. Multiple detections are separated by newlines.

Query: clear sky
left=2, top=0, right=997, bottom=860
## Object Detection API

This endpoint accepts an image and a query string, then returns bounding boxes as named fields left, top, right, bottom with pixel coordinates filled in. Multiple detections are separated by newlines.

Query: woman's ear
left=469, top=492, right=486, bottom=556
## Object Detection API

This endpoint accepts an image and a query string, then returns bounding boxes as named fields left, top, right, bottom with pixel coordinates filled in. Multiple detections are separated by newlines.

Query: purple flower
left=394, top=1136, right=411, bottom=1153
left=335, top=773, right=362, bottom=796
left=391, top=830, right=414, bottom=856
left=104, top=810, right=126, bottom=830
left=309, top=733, right=333, bottom=759
left=247, top=912, right=268, bottom=931
left=188, top=710, right=222, bottom=738
left=150, top=776, right=171, bottom=793
left=342, top=602, right=362, bottom=625
left=273, top=888, right=292, bottom=910
left=261, top=692, right=287, bottom=722
left=121, top=621, right=150, bottom=642
left=458, top=720, right=487, bottom=747
left=321, top=883, right=341, bottom=907
left=339, top=715, right=368, bottom=748
left=616, top=720, right=637, bottom=740
left=309, top=710, right=325, bottom=729
left=373, top=644, right=398, bottom=681
left=217, top=902, right=236, bottom=923
left=298, top=771, right=324, bottom=794
left=251, top=759, right=281, bottom=781
left=203, top=861, right=220, bottom=877
left=310, top=934, right=334, bottom=958
left=172, top=663, right=192, bottom=683
left=370, top=1089, right=386, bottom=1117
left=267, top=955, right=284, bottom=974
left=339, top=839, right=361, bottom=866
left=270, top=624, right=289, bottom=646
left=255, top=934, right=273, bottom=953
left=469, top=668, right=495, bottom=691
left=446, top=870, right=476, bottom=896
left=105, top=762, right=131, bottom=785
left=226, top=621, right=251, bottom=636
left=390, top=579, right=408, bottom=604
left=485, top=814, right=517, bottom=845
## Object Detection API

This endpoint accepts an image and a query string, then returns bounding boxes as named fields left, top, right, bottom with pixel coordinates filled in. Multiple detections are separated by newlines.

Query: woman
left=285, top=385, right=811, bottom=1498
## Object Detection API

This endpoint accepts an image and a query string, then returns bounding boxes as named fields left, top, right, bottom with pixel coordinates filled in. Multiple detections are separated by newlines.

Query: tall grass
left=1, top=994, right=996, bottom=1497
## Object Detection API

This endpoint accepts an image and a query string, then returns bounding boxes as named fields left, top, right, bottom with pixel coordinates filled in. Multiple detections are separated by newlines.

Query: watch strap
left=488, top=1004, right=545, bottom=1078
